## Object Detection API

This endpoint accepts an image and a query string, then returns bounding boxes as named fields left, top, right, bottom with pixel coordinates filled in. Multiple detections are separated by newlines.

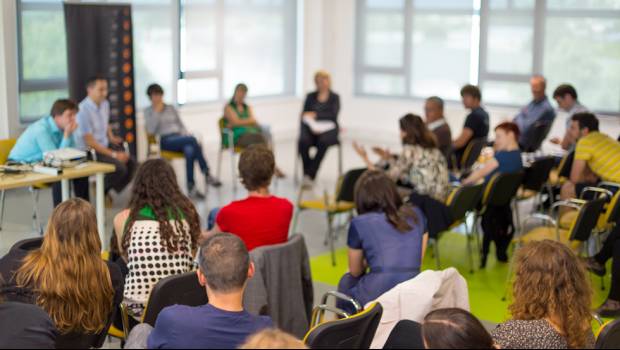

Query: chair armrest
left=320, top=291, right=362, bottom=314
left=600, top=182, right=620, bottom=192
left=523, top=213, right=557, bottom=229
left=310, top=304, right=350, bottom=328
left=119, top=303, right=130, bottom=340
left=581, top=187, right=614, bottom=200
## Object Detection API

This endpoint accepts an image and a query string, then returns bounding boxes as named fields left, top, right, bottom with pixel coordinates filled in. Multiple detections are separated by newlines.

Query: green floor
left=310, top=232, right=609, bottom=324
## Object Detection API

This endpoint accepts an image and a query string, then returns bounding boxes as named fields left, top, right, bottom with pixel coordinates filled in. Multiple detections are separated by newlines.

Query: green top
left=123, top=205, right=186, bottom=232
left=222, top=102, right=262, bottom=148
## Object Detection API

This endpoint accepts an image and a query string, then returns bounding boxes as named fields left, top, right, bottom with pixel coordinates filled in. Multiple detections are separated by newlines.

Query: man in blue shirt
left=75, top=76, right=136, bottom=202
left=513, top=75, right=556, bottom=151
left=9, top=99, right=89, bottom=206
left=139, top=233, right=272, bottom=349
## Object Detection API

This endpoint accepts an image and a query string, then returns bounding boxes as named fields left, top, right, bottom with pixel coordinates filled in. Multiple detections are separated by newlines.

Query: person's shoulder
left=157, top=304, right=198, bottom=324
left=255, top=314, right=274, bottom=328
left=270, top=196, right=294, bottom=208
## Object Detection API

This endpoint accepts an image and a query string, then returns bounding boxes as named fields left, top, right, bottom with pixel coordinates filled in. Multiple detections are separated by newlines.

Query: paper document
left=303, top=116, right=336, bottom=135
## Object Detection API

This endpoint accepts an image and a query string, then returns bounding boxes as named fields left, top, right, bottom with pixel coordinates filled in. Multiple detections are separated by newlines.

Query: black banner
left=64, top=3, right=137, bottom=156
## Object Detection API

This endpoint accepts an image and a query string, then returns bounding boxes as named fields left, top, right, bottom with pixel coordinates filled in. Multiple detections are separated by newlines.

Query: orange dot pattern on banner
left=122, top=63, right=132, bottom=73
left=123, top=77, right=132, bottom=87
left=124, top=118, right=134, bottom=129
left=123, top=49, right=131, bottom=59
left=125, top=132, right=135, bottom=143
left=124, top=105, right=134, bottom=116
left=123, top=91, right=133, bottom=102
left=123, top=35, right=131, bottom=45
left=123, top=20, right=130, bottom=31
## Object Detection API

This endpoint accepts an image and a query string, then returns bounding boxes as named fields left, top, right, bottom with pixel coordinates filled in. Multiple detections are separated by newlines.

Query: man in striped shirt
left=561, top=112, right=620, bottom=201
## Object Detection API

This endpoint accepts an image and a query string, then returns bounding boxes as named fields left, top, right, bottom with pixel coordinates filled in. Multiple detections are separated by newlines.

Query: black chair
left=13, top=237, right=43, bottom=251
left=142, top=272, right=208, bottom=327
left=520, top=121, right=553, bottom=153
left=304, top=302, right=383, bottom=349
left=459, top=137, right=488, bottom=172
left=597, top=318, right=620, bottom=349
left=515, top=156, right=556, bottom=230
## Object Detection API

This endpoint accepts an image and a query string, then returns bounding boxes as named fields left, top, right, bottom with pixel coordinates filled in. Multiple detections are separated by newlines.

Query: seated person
left=208, top=145, right=293, bottom=251
left=353, top=114, right=450, bottom=202
left=0, top=199, right=124, bottom=349
left=0, top=301, right=57, bottom=349
left=146, top=233, right=273, bottom=349
left=513, top=75, right=556, bottom=150
left=492, top=240, right=594, bottom=349
left=425, top=96, right=453, bottom=161
left=113, top=159, right=201, bottom=319
left=298, top=70, right=340, bottom=187
left=337, top=171, right=428, bottom=314
left=75, top=76, right=136, bottom=203
left=223, top=83, right=284, bottom=178
left=550, top=84, right=588, bottom=151
left=452, top=85, right=489, bottom=169
left=145, top=83, right=221, bottom=199
left=8, top=99, right=88, bottom=207
left=561, top=113, right=620, bottom=201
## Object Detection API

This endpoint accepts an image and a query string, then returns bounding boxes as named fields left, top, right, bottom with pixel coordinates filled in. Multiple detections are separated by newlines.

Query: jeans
left=161, top=134, right=210, bottom=189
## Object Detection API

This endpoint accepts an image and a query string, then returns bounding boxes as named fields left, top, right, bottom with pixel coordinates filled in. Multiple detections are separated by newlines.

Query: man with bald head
left=513, top=75, right=556, bottom=150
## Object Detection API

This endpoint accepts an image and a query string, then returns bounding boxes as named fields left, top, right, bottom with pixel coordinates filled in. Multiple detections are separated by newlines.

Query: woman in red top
left=207, top=145, right=293, bottom=250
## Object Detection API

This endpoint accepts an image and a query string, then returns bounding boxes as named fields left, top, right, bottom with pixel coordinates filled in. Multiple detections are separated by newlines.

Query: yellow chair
left=146, top=133, right=184, bottom=161
left=291, top=168, right=366, bottom=266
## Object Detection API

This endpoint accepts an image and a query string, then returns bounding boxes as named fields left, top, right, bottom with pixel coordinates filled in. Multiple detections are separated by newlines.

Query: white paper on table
left=302, top=115, right=336, bottom=134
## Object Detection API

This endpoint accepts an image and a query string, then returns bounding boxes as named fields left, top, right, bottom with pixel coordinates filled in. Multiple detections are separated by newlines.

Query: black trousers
left=96, top=151, right=136, bottom=195
left=52, top=177, right=90, bottom=207
left=595, top=225, right=620, bottom=301
left=298, top=124, right=338, bottom=180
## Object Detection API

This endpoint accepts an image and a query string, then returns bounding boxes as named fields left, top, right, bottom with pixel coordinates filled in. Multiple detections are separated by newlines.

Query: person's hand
left=116, top=152, right=130, bottom=164
left=550, top=137, right=561, bottom=145
left=353, top=142, right=368, bottom=160
left=372, top=147, right=390, bottom=160
left=64, top=121, right=78, bottom=138
left=110, top=135, right=124, bottom=145
left=304, top=111, right=317, bottom=120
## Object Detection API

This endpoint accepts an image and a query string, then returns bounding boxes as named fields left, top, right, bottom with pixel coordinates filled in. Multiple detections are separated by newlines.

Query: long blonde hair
left=510, top=240, right=593, bottom=349
left=16, top=198, right=114, bottom=334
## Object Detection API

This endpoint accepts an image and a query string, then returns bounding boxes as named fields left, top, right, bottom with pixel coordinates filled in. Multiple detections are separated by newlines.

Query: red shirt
left=216, top=196, right=294, bottom=251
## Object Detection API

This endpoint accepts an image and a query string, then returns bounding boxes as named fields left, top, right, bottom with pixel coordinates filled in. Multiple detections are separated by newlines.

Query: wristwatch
left=111, top=151, right=118, bottom=159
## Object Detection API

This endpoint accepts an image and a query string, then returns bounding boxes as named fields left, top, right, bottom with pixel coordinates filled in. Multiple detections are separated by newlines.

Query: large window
left=16, top=0, right=298, bottom=122
left=357, top=0, right=620, bottom=114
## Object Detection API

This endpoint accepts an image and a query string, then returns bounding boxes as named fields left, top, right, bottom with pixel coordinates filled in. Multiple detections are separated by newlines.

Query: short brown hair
left=460, top=84, right=482, bottom=101
left=50, top=99, right=78, bottom=117
left=495, top=122, right=521, bottom=142
left=239, top=144, right=275, bottom=191
left=198, top=233, right=250, bottom=293
left=240, top=329, right=307, bottom=349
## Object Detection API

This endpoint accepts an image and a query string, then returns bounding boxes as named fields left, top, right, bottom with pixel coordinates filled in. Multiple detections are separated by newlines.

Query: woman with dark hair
left=337, top=171, right=428, bottom=314
left=113, top=159, right=201, bottom=320
left=145, top=83, right=221, bottom=199
left=354, top=114, right=450, bottom=201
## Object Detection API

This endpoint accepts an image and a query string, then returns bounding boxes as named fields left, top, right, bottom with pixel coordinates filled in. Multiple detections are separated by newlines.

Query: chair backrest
left=142, top=271, right=208, bottom=327
left=482, top=172, right=524, bottom=207
left=304, top=302, right=383, bottom=349
left=446, top=184, right=484, bottom=223
left=0, top=139, right=17, bottom=164
left=461, top=138, right=488, bottom=170
left=605, top=191, right=620, bottom=227
left=335, top=168, right=367, bottom=203
left=596, top=318, right=620, bottom=349
left=557, top=151, right=575, bottom=180
left=568, top=197, right=608, bottom=242
left=520, top=121, right=553, bottom=153
left=522, top=156, right=556, bottom=192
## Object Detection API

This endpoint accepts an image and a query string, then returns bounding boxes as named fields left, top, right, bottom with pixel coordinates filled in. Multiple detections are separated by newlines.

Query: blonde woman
left=298, top=70, right=340, bottom=187
left=0, top=199, right=123, bottom=348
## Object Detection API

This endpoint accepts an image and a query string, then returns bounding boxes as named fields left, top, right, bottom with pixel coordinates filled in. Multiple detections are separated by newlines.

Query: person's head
left=15, top=199, right=114, bottom=334
left=510, top=240, right=593, bottom=349
left=493, top=122, right=520, bottom=151
left=530, top=75, right=547, bottom=101
left=569, top=112, right=599, bottom=141
left=424, top=96, right=444, bottom=123
left=314, top=70, right=331, bottom=92
left=50, top=99, right=78, bottom=131
left=197, top=233, right=253, bottom=296
left=460, top=85, right=481, bottom=109
left=122, top=159, right=201, bottom=257
left=231, top=83, right=248, bottom=105
left=355, top=170, right=418, bottom=232
left=147, top=83, right=165, bottom=106
left=239, top=144, right=275, bottom=192
left=85, top=76, right=109, bottom=104
left=399, top=114, right=438, bottom=149
left=422, top=308, right=495, bottom=349
left=240, top=329, right=307, bottom=349
left=553, top=84, right=578, bottom=111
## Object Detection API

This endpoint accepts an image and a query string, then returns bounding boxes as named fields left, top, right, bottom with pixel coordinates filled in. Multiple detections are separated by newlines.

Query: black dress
left=298, top=91, right=340, bottom=180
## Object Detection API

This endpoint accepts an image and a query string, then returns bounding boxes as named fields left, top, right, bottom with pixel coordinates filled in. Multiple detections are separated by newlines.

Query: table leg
left=96, top=172, right=106, bottom=250
left=61, top=179, right=70, bottom=202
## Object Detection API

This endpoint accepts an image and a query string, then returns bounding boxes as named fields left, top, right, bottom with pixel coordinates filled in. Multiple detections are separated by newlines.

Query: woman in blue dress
left=337, top=170, right=428, bottom=314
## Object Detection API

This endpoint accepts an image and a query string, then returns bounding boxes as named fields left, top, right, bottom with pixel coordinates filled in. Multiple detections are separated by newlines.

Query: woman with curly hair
left=492, top=240, right=594, bottom=349
left=113, top=159, right=201, bottom=319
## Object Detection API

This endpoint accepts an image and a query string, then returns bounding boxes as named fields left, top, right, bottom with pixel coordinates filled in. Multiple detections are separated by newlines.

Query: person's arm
left=108, top=127, right=123, bottom=146
left=560, top=129, right=575, bottom=151
left=348, top=248, right=365, bottom=278
left=246, top=106, right=259, bottom=126
left=173, top=107, right=188, bottom=135
left=385, top=148, right=414, bottom=184
left=569, top=159, right=588, bottom=184
left=453, top=127, right=474, bottom=149
left=144, top=108, right=159, bottom=135
left=113, top=209, right=130, bottom=257
left=462, top=158, right=499, bottom=185
left=35, top=130, right=72, bottom=154
left=224, top=105, right=257, bottom=127
left=353, top=142, right=377, bottom=170
left=147, top=309, right=175, bottom=349
left=301, top=93, right=317, bottom=119
left=420, top=232, right=429, bottom=262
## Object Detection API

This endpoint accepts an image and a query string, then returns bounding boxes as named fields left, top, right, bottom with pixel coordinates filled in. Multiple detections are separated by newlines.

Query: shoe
left=479, top=254, right=488, bottom=269
left=596, top=299, right=620, bottom=318
left=188, top=187, right=206, bottom=200
left=582, top=257, right=606, bottom=277
left=302, top=176, right=314, bottom=190
left=206, top=175, right=222, bottom=188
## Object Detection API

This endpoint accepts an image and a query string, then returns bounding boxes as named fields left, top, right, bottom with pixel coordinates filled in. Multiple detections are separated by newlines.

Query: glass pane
left=367, top=0, right=404, bottom=10
left=544, top=17, right=620, bottom=112
left=411, top=14, right=472, bottom=100
left=361, top=74, right=405, bottom=96
left=482, top=81, right=531, bottom=105
left=489, top=0, right=535, bottom=9
left=20, top=89, right=69, bottom=122
left=486, top=15, right=533, bottom=74
left=415, top=0, right=473, bottom=10
left=364, top=12, right=404, bottom=67
left=547, top=0, right=620, bottom=10
left=178, top=78, right=219, bottom=104
left=21, top=9, right=68, bottom=80
left=181, top=0, right=217, bottom=72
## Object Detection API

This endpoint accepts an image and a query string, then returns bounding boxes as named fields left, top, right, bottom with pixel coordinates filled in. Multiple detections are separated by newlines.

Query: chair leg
left=433, top=238, right=441, bottom=270
left=338, top=143, right=343, bottom=178
left=0, top=190, right=5, bottom=231
left=30, top=187, right=42, bottom=235
left=465, top=221, right=475, bottom=274
left=327, top=213, right=336, bottom=266
left=514, top=200, right=521, bottom=235
left=502, top=244, right=517, bottom=302
left=294, top=150, right=300, bottom=186
left=291, top=209, right=301, bottom=236
left=230, top=148, right=237, bottom=192
left=216, top=149, right=223, bottom=180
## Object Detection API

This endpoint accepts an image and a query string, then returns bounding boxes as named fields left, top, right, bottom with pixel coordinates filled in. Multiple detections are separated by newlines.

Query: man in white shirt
left=551, top=84, right=588, bottom=151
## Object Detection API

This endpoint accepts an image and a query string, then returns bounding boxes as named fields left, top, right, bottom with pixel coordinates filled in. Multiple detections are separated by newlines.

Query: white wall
left=0, top=1, right=19, bottom=139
